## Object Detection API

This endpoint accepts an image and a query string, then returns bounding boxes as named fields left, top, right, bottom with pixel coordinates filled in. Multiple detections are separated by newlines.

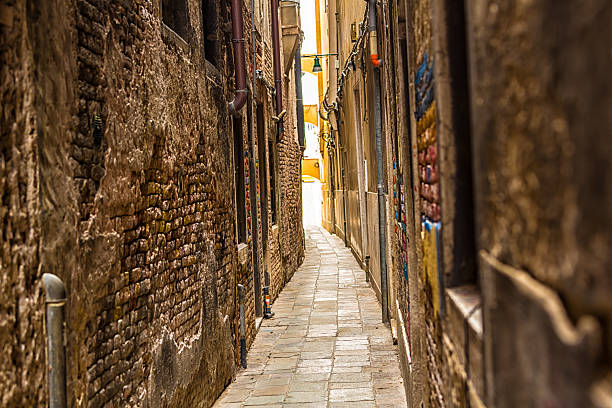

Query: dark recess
left=162, top=0, right=189, bottom=40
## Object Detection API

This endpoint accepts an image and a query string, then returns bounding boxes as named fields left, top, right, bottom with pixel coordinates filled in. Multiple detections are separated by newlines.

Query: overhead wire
left=319, top=1, right=370, bottom=121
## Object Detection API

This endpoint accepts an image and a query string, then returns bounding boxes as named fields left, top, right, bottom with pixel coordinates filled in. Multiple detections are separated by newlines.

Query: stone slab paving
left=213, top=226, right=407, bottom=407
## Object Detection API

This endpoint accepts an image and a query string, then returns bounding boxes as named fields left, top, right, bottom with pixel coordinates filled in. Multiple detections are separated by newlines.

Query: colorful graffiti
left=415, top=52, right=443, bottom=317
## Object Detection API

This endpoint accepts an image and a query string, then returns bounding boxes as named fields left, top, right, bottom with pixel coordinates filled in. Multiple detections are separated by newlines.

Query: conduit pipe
left=43, top=273, right=67, bottom=408
left=368, top=0, right=389, bottom=323
left=251, top=0, right=257, bottom=99
left=294, top=43, right=305, bottom=150
left=248, top=0, right=264, bottom=317
left=237, top=284, right=247, bottom=368
left=336, top=125, right=349, bottom=247
left=271, top=0, right=283, bottom=125
left=228, top=0, right=247, bottom=114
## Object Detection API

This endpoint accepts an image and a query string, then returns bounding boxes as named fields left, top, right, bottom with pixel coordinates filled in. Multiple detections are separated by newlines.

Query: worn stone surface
left=213, top=226, right=407, bottom=407
left=466, top=0, right=612, bottom=319
left=480, top=252, right=602, bottom=407
left=466, top=0, right=612, bottom=406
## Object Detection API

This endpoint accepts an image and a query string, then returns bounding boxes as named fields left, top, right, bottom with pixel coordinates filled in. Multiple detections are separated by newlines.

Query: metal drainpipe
left=42, top=273, right=67, bottom=408
left=251, top=0, right=257, bottom=99
left=342, top=167, right=348, bottom=246
left=335, top=126, right=348, bottom=247
left=329, top=149, right=336, bottom=233
left=369, top=0, right=389, bottom=323
left=270, top=0, right=283, bottom=135
left=295, top=43, right=305, bottom=151
left=229, top=0, right=247, bottom=114
left=237, top=284, right=247, bottom=368
left=249, top=0, right=263, bottom=317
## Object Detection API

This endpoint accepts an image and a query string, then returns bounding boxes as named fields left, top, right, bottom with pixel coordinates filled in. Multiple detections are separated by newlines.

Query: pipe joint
left=43, top=273, right=66, bottom=303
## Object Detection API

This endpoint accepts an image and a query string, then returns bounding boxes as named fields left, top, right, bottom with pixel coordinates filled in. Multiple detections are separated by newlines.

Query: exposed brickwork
left=73, top=0, right=110, bottom=221
left=0, top=1, right=45, bottom=405
left=0, top=0, right=303, bottom=406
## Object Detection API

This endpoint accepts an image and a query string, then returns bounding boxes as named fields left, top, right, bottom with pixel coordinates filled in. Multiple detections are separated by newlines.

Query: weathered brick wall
left=0, top=0, right=47, bottom=405
left=277, top=70, right=305, bottom=288
left=393, top=0, right=482, bottom=406
left=72, top=1, right=240, bottom=405
left=0, top=0, right=304, bottom=407
left=266, top=67, right=304, bottom=303
left=402, top=1, right=453, bottom=407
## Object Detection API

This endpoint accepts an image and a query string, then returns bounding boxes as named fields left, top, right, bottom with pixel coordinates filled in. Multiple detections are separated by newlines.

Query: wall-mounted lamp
left=312, top=56, right=322, bottom=73
left=301, top=53, right=339, bottom=74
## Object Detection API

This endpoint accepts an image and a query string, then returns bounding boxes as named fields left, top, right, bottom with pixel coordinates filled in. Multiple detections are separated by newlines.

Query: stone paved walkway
left=213, top=226, right=407, bottom=407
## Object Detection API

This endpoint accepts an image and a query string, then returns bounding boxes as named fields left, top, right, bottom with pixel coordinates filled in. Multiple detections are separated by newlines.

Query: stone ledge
left=480, top=251, right=603, bottom=407
left=237, top=242, right=249, bottom=265
left=445, top=284, right=484, bottom=401
left=161, top=24, right=190, bottom=55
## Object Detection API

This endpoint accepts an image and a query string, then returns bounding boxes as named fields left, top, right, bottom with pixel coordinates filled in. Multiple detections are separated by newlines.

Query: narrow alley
left=215, top=226, right=406, bottom=407
left=2, top=0, right=612, bottom=406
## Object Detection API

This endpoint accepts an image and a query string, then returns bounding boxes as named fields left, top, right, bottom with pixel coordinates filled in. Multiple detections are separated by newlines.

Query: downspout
left=237, top=284, right=247, bottom=368
left=43, top=273, right=67, bottom=408
left=228, top=0, right=247, bottom=114
left=328, top=145, right=336, bottom=235
left=336, top=124, right=349, bottom=247
left=249, top=0, right=263, bottom=317
left=271, top=0, right=283, bottom=135
left=369, top=0, right=389, bottom=323
left=251, top=0, right=257, bottom=100
left=295, top=43, right=305, bottom=151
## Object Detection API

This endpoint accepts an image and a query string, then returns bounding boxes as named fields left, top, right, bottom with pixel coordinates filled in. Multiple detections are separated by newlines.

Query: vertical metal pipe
left=295, top=43, right=306, bottom=150
left=237, top=284, right=247, bottom=368
left=251, top=0, right=257, bottom=99
left=247, top=105, right=263, bottom=316
left=341, top=167, right=348, bottom=247
left=270, top=0, right=283, bottom=118
left=329, top=149, right=336, bottom=232
left=248, top=0, right=263, bottom=317
left=369, top=0, right=389, bottom=323
left=335, top=126, right=349, bottom=247
left=229, top=0, right=248, bottom=114
left=42, top=273, right=67, bottom=408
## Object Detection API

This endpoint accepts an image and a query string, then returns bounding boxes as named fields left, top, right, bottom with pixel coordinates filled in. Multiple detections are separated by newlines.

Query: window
left=268, top=140, right=277, bottom=224
left=201, top=0, right=218, bottom=64
left=233, top=117, right=247, bottom=243
left=162, top=0, right=189, bottom=40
